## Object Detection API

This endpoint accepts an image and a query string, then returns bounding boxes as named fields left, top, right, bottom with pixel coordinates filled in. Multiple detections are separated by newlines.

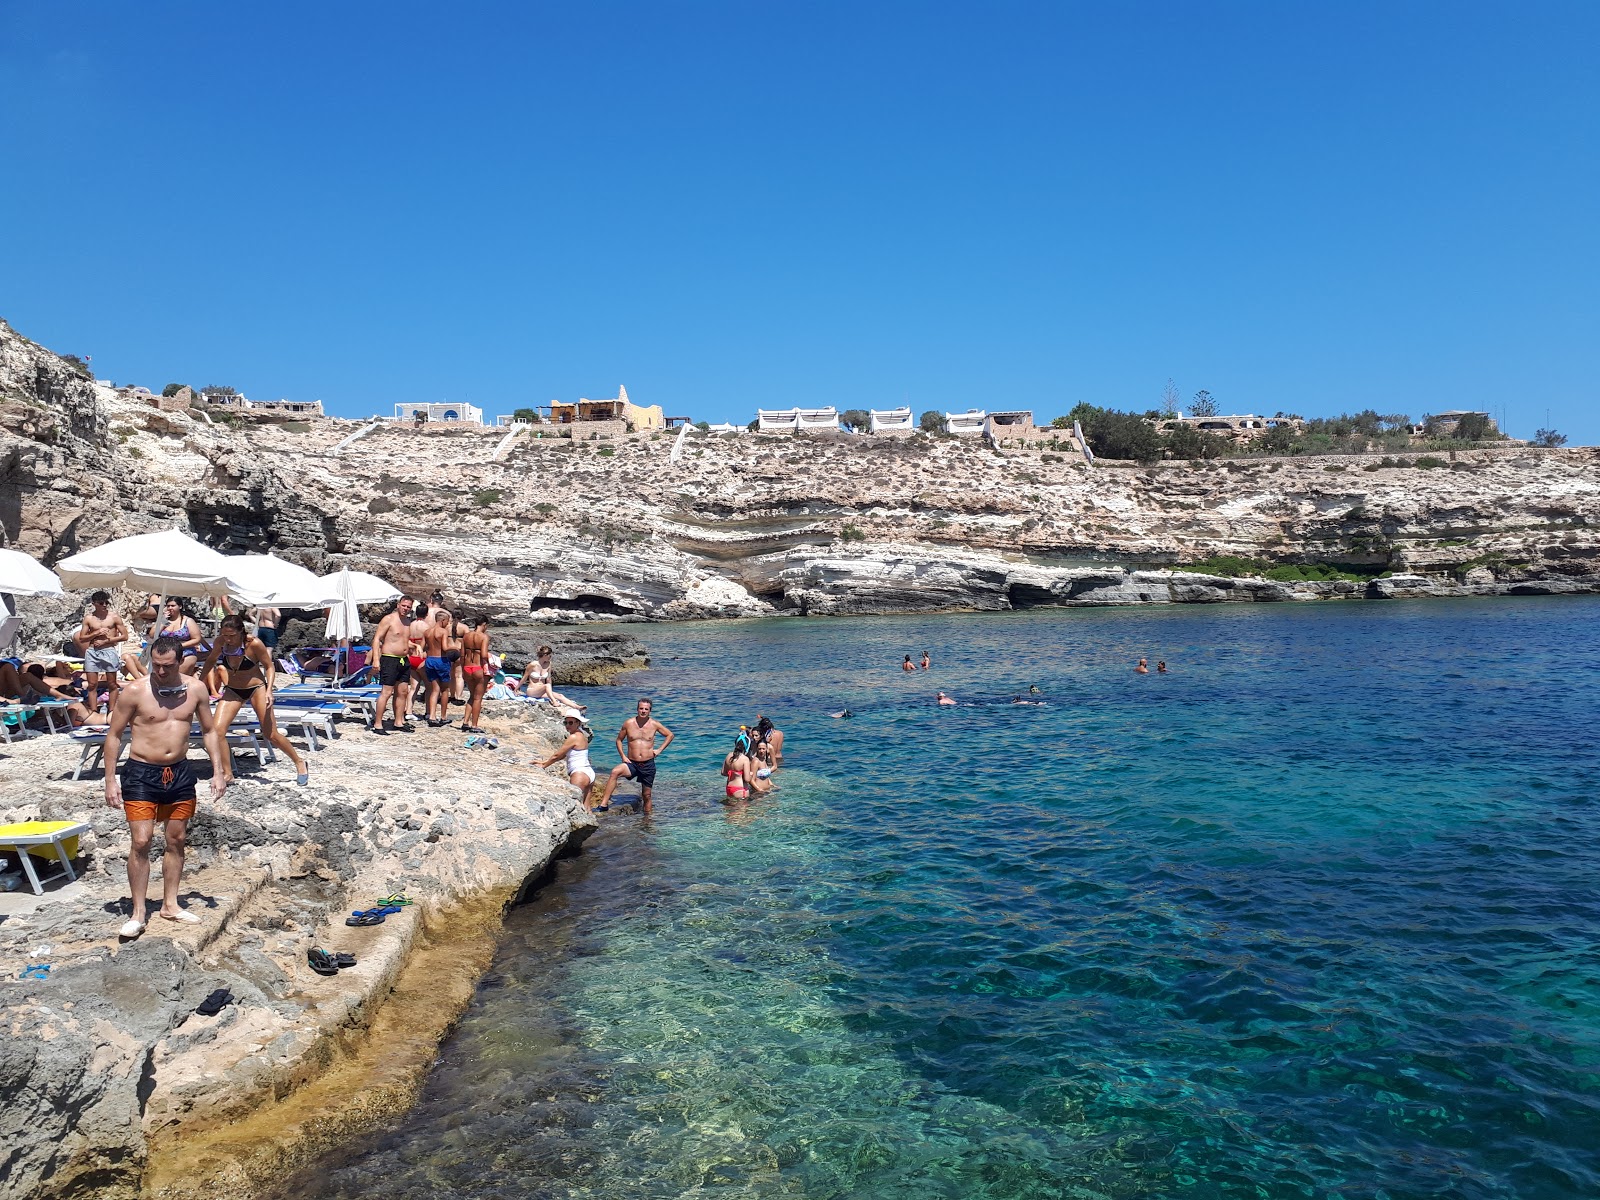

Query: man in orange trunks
left=104, top=634, right=227, bottom=939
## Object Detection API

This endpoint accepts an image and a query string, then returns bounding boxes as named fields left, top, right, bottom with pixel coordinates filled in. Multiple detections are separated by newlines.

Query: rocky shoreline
left=0, top=700, right=597, bottom=1200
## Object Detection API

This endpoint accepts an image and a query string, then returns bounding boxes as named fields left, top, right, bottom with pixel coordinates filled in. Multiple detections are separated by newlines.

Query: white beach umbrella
left=226, top=553, right=340, bottom=608
left=54, top=529, right=244, bottom=597
left=323, top=568, right=365, bottom=644
left=315, top=568, right=401, bottom=606
left=0, top=593, right=20, bottom=654
left=0, top=548, right=64, bottom=597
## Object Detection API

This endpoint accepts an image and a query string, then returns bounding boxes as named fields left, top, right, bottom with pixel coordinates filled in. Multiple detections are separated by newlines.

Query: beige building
left=548, top=385, right=664, bottom=435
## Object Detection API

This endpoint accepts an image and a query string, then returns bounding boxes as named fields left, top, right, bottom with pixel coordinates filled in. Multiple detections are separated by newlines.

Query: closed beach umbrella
left=0, top=548, right=64, bottom=598
left=323, top=568, right=365, bottom=644
left=226, top=554, right=340, bottom=608
left=315, top=568, right=401, bottom=606
left=54, top=529, right=244, bottom=597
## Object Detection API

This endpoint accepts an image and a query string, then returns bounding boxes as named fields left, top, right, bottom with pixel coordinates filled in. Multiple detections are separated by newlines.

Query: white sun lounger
left=70, top=725, right=269, bottom=781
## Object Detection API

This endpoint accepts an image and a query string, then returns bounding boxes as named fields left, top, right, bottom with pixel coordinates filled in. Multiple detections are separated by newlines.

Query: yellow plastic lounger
left=0, top=820, right=89, bottom=895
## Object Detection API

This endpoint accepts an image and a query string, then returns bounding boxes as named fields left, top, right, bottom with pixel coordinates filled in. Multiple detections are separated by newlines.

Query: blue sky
left=2, top=2, right=1595, bottom=441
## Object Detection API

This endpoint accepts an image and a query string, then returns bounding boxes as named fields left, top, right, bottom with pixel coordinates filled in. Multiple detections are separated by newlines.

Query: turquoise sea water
left=288, top=599, right=1600, bottom=1199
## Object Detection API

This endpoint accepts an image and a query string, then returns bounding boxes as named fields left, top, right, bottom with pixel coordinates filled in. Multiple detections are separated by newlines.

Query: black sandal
left=307, top=948, right=339, bottom=976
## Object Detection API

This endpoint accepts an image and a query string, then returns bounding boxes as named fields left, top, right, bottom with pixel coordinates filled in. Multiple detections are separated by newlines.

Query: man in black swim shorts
left=595, top=698, right=674, bottom=815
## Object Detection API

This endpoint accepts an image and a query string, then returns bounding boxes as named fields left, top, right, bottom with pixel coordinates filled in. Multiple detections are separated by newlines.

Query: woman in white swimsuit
left=538, top=710, right=596, bottom=809
left=518, top=645, right=586, bottom=711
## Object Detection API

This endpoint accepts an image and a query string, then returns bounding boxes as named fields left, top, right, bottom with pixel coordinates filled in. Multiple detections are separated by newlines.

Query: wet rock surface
left=0, top=698, right=596, bottom=1200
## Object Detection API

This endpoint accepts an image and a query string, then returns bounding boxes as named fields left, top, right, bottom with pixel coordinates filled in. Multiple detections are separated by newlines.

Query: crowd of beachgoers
left=0, top=588, right=683, bottom=941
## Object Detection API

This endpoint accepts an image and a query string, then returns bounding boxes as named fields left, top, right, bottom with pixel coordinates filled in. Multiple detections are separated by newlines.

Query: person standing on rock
left=595, top=698, right=674, bottom=815
left=406, top=601, right=430, bottom=718
left=104, top=634, right=227, bottom=938
left=449, top=612, right=469, bottom=709
left=202, top=615, right=308, bottom=786
left=251, top=604, right=281, bottom=653
left=538, top=709, right=596, bottom=809
left=371, top=596, right=415, bottom=735
left=74, top=590, right=128, bottom=713
left=422, top=607, right=455, bottom=727
left=460, top=616, right=491, bottom=733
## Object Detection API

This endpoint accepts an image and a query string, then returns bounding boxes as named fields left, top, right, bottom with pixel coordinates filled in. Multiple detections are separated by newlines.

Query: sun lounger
left=70, top=725, right=268, bottom=781
left=269, top=697, right=344, bottom=751
left=0, top=703, right=40, bottom=743
left=0, top=820, right=89, bottom=895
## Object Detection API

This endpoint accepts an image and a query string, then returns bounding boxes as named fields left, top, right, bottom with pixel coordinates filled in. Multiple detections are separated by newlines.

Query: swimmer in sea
left=1135, top=658, right=1149, bottom=674
left=920, top=651, right=930, bottom=670
left=1157, top=661, right=1168, bottom=673
left=829, top=709, right=853, bottom=719
left=722, top=732, right=754, bottom=802
left=1028, top=685, right=1041, bottom=694
left=935, top=691, right=956, bottom=706
left=902, top=655, right=915, bottom=673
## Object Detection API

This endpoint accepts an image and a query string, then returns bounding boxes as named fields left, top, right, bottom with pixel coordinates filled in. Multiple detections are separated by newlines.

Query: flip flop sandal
left=345, top=911, right=386, bottom=926
left=371, top=905, right=403, bottom=916
left=18, top=964, right=50, bottom=980
left=307, top=948, right=339, bottom=976
left=377, top=894, right=414, bottom=906
left=196, top=987, right=233, bottom=1016
left=333, top=953, right=357, bottom=968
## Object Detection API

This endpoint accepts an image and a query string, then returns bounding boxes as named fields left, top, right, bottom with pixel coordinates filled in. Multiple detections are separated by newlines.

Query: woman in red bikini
left=460, top=616, right=491, bottom=733
left=722, top=731, right=754, bottom=803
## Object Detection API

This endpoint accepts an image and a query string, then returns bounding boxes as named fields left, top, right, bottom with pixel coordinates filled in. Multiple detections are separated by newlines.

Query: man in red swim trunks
left=104, top=635, right=227, bottom=939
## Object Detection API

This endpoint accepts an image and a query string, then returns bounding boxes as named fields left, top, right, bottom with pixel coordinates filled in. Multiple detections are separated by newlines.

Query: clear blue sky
left=3, top=2, right=1595, bottom=441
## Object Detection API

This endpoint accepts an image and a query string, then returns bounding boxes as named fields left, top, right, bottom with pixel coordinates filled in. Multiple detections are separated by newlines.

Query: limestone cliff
left=3, top=317, right=1597, bottom=625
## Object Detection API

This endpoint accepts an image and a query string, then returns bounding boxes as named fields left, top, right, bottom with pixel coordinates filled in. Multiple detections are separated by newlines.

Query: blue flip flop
left=345, top=910, right=385, bottom=926
left=18, top=964, right=50, bottom=980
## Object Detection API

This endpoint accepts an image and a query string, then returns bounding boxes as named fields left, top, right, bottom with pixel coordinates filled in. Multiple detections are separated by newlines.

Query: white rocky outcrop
left=3, top=317, right=1598, bottom=633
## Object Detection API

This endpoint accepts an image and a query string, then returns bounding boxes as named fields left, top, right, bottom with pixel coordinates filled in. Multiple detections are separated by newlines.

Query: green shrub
left=473, top=488, right=502, bottom=507
left=1175, top=554, right=1270, bottom=577
left=840, top=524, right=866, bottom=543
left=535, top=502, right=555, bottom=515
left=1414, top=456, right=1448, bottom=469
left=598, top=445, right=615, bottom=457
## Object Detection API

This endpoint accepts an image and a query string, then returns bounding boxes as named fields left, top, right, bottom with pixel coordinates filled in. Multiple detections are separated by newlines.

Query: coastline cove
left=276, top=597, right=1600, bottom=1200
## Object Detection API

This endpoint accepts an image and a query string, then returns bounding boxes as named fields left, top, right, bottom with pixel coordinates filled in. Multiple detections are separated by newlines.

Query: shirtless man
left=902, top=655, right=915, bottom=672
left=1135, top=658, right=1150, bottom=674
left=595, top=698, right=674, bottom=815
left=370, top=596, right=415, bottom=734
left=104, top=635, right=226, bottom=938
left=74, top=590, right=128, bottom=712
left=935, top=691, right=957, bottom=706
left=422, top=608, right=455, bottom=726
left=460, top=616, right=491, bottom=733
left=406, top=602, right=430, bottom=716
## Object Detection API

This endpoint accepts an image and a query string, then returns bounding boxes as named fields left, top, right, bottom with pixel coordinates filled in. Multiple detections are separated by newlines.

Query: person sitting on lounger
left=0, top=662, right=105, bottom=727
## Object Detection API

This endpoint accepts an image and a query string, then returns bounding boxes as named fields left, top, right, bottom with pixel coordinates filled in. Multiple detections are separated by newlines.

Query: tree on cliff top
left=1533, top=428, right=1568, bottom=447
left=1189, top=389, right=1218, bottom=417
left=1068, top=402, right=1164, bottom=462
left=1161, top=378, right=1180, bottom=419
left=919, top=410, right=943, bottom=433
left=161, top=382, right=190, bottom=398
left=841, top=408, right=870, bottom=432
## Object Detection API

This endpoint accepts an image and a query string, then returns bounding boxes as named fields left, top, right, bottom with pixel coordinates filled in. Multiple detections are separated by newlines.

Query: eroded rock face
left=2, top=317, right=1597, bottom=636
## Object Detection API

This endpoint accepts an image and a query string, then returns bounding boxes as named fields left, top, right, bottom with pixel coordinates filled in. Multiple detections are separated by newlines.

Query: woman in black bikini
left=202, top=615, right=307, bottom=786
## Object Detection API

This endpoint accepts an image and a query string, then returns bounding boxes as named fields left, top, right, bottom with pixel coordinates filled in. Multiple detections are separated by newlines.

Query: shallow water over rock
left=284, top=598, right=1600, bottom=1199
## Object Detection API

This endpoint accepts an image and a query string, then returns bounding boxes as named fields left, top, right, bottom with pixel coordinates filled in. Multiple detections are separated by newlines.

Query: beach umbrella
left=0, top=593, right=20, bottom=655
left=315, top=568, right=401, bottom=606
left=54, top=529, right=244, bottom=597
left=322, top=567, right=380, bottom=683
left=323, top=569, right=365, bottom=644
left=0, top=548, right=64, bottom=597
left=226, top=553, right=340, bottom=608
